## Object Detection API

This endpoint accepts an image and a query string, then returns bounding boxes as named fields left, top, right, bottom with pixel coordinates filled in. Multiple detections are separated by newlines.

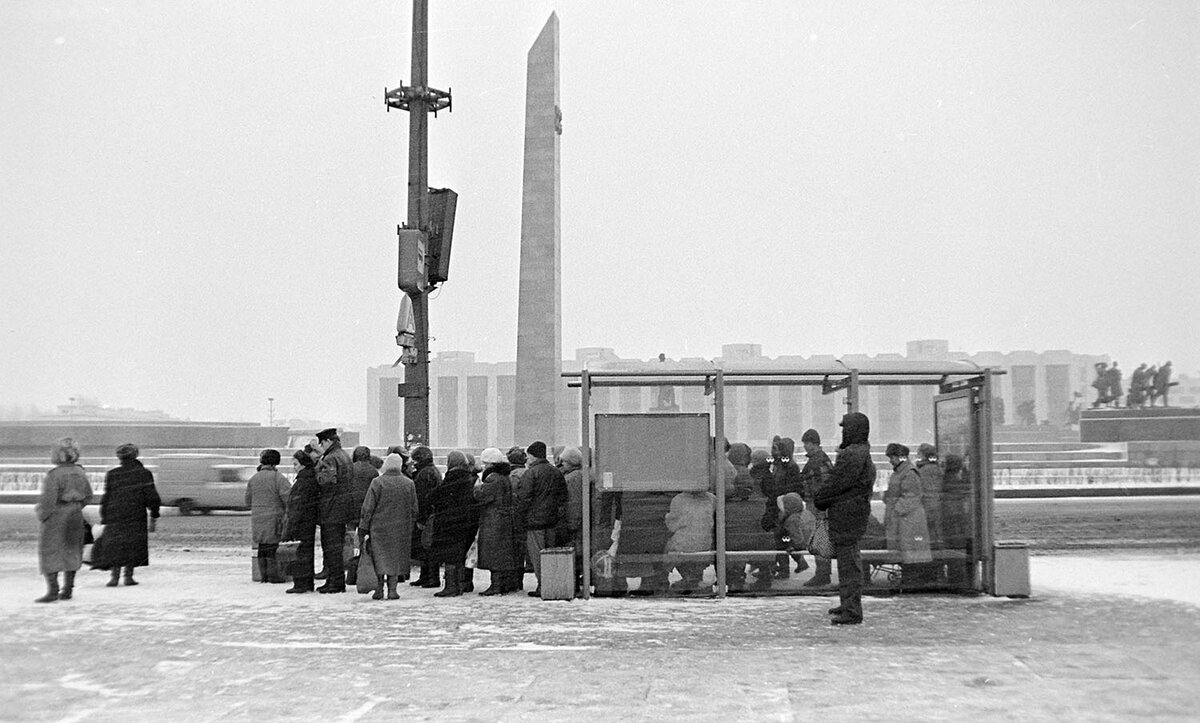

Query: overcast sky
left=2, top=1, right=1197, bottom=425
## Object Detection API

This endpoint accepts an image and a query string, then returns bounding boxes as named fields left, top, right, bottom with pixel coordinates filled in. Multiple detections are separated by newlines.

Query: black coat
left=96, top=460, right=161, bottom=569
left=425, top=468, right=481, bottom=564
left=517, top=458, right=567, bottom=530
left=316, top=442, right=355, bottom=525
left=285, top=466, right=320, bottom=542
left=473, top=469, right=520, bottom=571
left=348, top=460, right=379, bottom=525
left=814, top=413, right=876, bottom=546
left=411, top=461, right=443, bottom=558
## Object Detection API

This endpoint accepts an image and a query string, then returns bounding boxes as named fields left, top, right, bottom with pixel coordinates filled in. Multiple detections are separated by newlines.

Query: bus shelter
left=565, top=360, right=1003, bottom=599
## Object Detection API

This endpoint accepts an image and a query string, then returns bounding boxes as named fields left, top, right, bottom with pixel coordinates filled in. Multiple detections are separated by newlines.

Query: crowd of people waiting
left=34, top=418, right=973, bottom=625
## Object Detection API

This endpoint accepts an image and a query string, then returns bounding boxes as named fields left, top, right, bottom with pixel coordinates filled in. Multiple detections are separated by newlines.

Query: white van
left=149, top=454, right=259, bottom=515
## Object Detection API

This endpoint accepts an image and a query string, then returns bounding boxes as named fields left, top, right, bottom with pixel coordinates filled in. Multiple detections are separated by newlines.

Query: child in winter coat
left=776, top=492, right=816, bottom=562
left=664, top=488, right=716, bottom=594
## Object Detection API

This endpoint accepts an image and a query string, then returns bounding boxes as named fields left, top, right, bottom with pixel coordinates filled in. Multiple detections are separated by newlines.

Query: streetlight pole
left=267, top=397, right=275, bottom=427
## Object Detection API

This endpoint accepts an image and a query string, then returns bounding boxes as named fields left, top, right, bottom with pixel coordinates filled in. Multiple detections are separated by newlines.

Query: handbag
left=807, top=516, right=835, bottom=559
left=356, top=538, right=379, bottom=594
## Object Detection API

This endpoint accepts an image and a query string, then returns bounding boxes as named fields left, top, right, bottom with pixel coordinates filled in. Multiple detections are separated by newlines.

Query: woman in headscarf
left=34, top=437, right=94, bottom=603
left=96, top=443, right=162, bottom=587
left=246, top=449, right=291, bottom=583
left=473, top=447, right=521, bottom=595
left=358, top=452, right=418, bottom=600
left=425, top=451, right=481, bottom=597
left=284, top=446, right=321, bottom=593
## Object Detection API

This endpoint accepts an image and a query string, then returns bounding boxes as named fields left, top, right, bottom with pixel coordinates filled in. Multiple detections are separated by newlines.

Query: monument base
left=1080, top=407, right=1200, bottom=443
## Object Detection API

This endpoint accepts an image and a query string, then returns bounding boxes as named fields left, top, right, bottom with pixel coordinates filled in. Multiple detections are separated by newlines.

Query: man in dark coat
left=284, top=446, right=321, bottom=593
left=315, top=428, right=354, bottom=593
left=515, top=441, right=567, bottom=597
left=409, top=446, right=443, bottom=588
left=814, top=413, right=876, bottom=625
left=1153, top=361, right=1175, bottom=407
left=799, top=429, right=835, bottom=587
left=97, top=443, right=161, bottom=587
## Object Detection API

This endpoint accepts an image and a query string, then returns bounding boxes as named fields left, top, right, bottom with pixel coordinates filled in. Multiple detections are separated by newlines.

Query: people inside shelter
left=664, top=485, right=716, bottom=595
left=798, top=429, right=835, bottom=587
left=883, top=443, right=933, bottom=584
left=763, top=436, right=805, bottom=580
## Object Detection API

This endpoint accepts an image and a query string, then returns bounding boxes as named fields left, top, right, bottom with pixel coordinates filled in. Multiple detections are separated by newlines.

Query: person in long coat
left=358, top=453, right=417, bottom=600
left=409, top=446, right=443, bottom=588
left=246, top=449, right=291, bottom=583
left=425, top=451, right=481, bottom=598
left=35, top=437, right=94, bottom=603
left=344, top=445, right=379, bottom=587
left=473, top=447, right=520, bottom=596
left=314, top=428, right=354, bottom=594
left=814, top=413, right=876, bottom=625
left=284, top=446, right=320, bottom=593
left=883, top=443, right=933, bottom=583
left=97, top=443, right=161, bottom=587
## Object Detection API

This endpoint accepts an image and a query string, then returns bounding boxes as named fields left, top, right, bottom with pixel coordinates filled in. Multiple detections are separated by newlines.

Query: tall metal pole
left=404, top=0, right=431, bottom=445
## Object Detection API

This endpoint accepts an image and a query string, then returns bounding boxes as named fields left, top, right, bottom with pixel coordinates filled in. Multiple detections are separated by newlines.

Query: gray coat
left=359, top=472, right=418, bottom=576
left=245, top=467, right=291, bottom=545
left=37, top=464, right=94, bottom=574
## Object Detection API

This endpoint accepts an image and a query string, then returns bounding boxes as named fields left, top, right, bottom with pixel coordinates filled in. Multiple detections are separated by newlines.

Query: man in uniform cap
left=314, top=428, right=354, bottom=593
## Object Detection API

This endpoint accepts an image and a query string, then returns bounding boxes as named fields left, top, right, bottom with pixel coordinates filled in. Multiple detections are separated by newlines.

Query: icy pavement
left=0, top=551, right=1198, bottom=721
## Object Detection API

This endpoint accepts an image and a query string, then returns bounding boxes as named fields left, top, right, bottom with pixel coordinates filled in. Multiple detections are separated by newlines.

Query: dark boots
left=411, top=562, right=440, bottom=588
left=434, top=564, right=462, bottom=597
left=123, top=566, right=138, bottom=586
left=59, top=571, right=76, bottom=600
left=460, top=567, right=475, bottom=593
left=35, top=574, right=59, bottom=603
left=372, top=575, right=385, bottom=600
left=106, top=569, right=120, bottom=587
left=286, top=576, right=314, bottom=594
left=386, top=576, right=399, bottom=600
left=479, top=569, right=511, bottom=596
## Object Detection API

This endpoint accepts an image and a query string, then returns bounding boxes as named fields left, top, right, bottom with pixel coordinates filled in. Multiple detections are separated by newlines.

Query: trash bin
left=992, top=541, right=1030, bottom=597
left=540, top=547, right=576, bottom=600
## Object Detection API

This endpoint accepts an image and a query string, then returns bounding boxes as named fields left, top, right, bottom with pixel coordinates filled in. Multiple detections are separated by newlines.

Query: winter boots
left=386, top=577, right=400, bottom=600
left=372, top=575, right=385, bottom=600
left=460, top=567, right=475, bottom=593
left=286, top=576, right=314, bottom=594
left=123, top=567, right=138, bottom=586
left=433, top=564, right=462, bottom=597
left=35, top=574, right=59, bottom=603
left=59, top=571, right=76, bottom=600
left=106, top=569, right=120, bottom=587
left=411, top=562, right=440, bottom=588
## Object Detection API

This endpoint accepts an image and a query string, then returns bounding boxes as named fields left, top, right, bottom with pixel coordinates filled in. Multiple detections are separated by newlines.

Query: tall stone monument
left=515, top=13, right=563, bottom=448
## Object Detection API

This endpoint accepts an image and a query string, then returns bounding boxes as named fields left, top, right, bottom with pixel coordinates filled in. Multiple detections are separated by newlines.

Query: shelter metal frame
left=565, top=361, right=1003, bottom=600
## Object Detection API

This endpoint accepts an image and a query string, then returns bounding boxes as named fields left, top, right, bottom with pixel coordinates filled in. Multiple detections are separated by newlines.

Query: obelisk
left=514, top=13, right=562, bottom=448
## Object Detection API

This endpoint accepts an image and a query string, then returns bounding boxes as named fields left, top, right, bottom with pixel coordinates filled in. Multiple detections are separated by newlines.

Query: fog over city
left=2, top=2, right=1196, bottom=426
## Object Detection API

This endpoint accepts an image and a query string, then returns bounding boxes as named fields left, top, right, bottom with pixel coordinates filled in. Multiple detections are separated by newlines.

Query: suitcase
left=540, top=546, right=576, bottom=600
left=251, top=542, right=298, bottom=583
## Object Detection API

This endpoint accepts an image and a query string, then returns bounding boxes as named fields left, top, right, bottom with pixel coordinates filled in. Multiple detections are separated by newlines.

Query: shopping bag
left=807, top=517, right=835, bottom=559
left=356, top=539, right=379, bottom=594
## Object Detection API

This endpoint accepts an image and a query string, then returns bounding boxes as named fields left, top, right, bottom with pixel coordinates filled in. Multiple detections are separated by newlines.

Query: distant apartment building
left=365, top=340, right=1107, bottom=449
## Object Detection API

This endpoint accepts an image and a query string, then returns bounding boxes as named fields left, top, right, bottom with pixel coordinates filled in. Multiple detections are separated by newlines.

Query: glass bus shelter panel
left=589, top=487, right=718, bottom=597
left=932, top=391, right=980, bottom=589
left=590, top=413, right=716, bottom=597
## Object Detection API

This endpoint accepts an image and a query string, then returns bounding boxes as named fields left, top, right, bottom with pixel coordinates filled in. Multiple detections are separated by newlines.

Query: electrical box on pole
left=398, top=227, right=428, bottom=294
left=426, top=187, right=457, bottom=284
